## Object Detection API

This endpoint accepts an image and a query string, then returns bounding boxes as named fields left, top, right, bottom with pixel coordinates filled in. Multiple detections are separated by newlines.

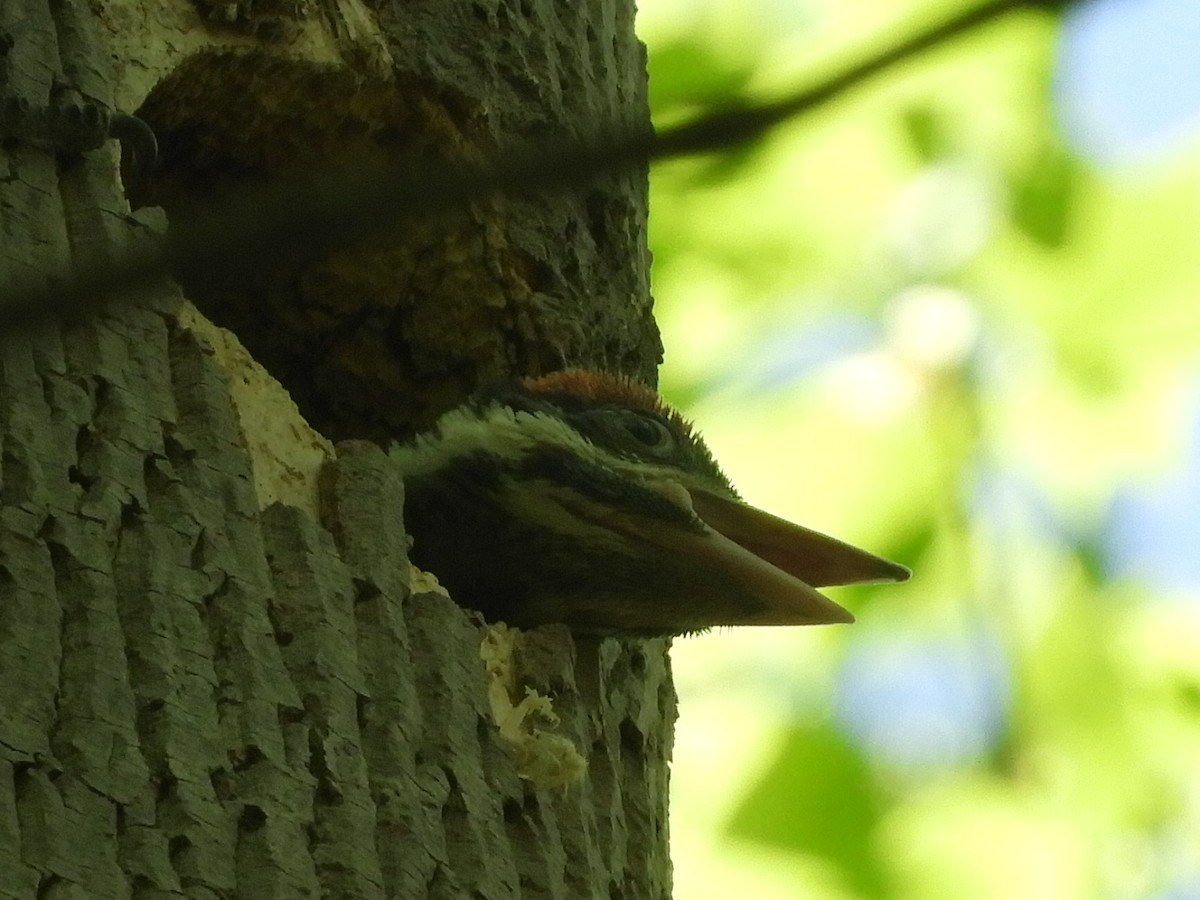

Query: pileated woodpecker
left=391, top=369, right=909, bottom=636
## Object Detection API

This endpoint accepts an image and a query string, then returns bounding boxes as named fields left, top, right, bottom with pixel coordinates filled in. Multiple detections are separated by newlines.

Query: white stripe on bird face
left=495, top=478, right=654, bottom=555
left=390, top=403, right=592, bottom=476
left=389, top=400, right=729, bottom=501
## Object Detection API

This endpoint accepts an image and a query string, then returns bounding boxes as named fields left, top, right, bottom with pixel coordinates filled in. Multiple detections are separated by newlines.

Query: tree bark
left=0, top=1, right=674, bottom=898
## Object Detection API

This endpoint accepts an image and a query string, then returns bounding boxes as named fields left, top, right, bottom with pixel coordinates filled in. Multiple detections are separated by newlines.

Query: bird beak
left=633, top=485, right=909, bottom=627
left=688, top=490, right=911, bottom=589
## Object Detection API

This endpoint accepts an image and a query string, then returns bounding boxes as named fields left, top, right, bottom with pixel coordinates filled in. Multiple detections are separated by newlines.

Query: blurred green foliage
left=640, top=2, right=1200, bottom=899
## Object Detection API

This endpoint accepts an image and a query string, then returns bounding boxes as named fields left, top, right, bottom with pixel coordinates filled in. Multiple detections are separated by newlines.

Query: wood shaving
left=480, top=624, right=585, bottom=790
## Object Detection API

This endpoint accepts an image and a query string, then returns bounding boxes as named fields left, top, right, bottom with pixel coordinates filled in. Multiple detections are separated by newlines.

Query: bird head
left=390, top=369, right=909, bottom=636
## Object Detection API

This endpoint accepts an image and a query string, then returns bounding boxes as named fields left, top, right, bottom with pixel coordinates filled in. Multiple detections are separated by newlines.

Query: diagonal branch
left=0, top=0, right=1059, bottom=335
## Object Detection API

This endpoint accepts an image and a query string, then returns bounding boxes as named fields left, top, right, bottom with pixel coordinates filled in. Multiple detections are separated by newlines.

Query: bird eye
left=615, top=411, right=675, bottom=455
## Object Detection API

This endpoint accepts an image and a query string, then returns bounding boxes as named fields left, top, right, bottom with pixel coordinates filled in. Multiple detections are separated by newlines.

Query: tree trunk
left=0, top=1, right=673, bottom=897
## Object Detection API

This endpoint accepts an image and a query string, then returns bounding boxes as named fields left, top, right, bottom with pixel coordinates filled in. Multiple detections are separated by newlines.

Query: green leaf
left=901, top=105, right=952, bottom=163
left=1010, top=144, right=1078, bottom=248
left=648, top=37, right=755, bottom=115
left=726, top=721, right=889, bottom=898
